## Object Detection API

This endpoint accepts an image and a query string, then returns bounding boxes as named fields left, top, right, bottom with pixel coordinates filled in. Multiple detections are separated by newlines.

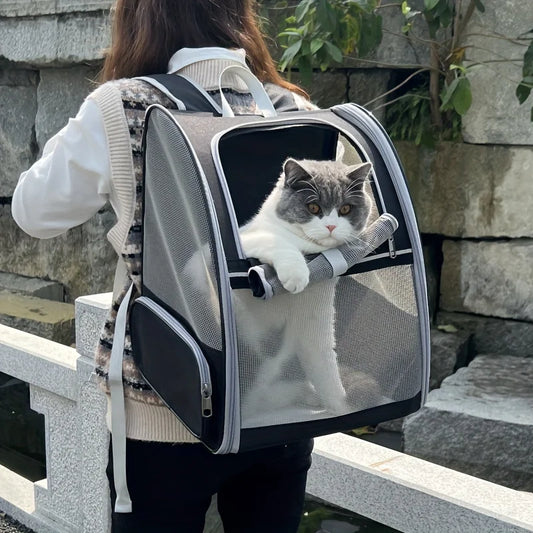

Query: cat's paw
left=276, top=261, right=310, bottom=294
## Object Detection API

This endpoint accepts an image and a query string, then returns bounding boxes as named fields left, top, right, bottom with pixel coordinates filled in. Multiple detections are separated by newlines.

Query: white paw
left=276, top=261, right=310, bottom=294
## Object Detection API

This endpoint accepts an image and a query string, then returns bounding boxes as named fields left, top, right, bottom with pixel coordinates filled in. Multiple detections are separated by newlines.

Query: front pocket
left=130, top=296, right=213, bottom=439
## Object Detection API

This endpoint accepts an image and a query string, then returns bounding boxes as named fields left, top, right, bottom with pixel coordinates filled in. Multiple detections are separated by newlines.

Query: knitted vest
left=94, top=78, right=300, bottom=407
left=94, top=78, right=178, bottom=406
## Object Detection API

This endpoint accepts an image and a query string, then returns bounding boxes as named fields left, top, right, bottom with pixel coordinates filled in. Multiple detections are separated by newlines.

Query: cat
left=234, top=158, right=374, bottom=423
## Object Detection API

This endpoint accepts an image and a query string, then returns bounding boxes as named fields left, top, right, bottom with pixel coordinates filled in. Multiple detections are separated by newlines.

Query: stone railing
left=1, top=294, right=533, bottom=533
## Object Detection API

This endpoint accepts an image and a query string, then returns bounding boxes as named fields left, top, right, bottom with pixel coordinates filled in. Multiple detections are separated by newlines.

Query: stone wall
left=397, top=0, right=533, bottom=336
left=0, top=1, right=114, bottom=301
left=0, top=0, right=532, bottom=332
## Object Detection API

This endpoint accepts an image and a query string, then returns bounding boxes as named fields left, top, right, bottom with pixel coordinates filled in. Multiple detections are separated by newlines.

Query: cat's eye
left=339, top=204, right=352, bottom=216
left=307, top=203, right=321, bottom=215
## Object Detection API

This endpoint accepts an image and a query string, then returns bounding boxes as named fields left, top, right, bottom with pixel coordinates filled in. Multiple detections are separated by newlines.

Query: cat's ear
left=347, top=162, right=372, bottom=187
left=283, top=158, right=311, bottom=189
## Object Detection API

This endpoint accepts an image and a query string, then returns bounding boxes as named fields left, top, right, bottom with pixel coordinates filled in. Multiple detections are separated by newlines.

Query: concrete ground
left=0, top=513, right=33, bottom=533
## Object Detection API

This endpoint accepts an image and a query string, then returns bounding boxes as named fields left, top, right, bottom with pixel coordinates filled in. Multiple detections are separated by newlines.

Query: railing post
left=30, top=386, right=81, bottom=531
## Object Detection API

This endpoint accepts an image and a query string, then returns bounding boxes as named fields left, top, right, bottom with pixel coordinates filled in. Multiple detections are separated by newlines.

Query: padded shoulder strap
left=139, top=74, right=222, bottom=114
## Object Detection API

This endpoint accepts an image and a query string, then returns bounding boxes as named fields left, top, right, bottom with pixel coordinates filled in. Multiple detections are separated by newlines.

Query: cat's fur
left=235, top=158, right=373, bottom=420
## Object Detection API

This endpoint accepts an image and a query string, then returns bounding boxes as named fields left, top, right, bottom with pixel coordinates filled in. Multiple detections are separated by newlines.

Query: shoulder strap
left=137, top=74, right=222, bottom=115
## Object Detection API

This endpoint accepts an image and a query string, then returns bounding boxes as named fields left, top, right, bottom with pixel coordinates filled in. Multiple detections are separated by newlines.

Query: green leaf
left=516, top=81, right=532, bottom=104
left=523, top=41, right=533, bottom=78
left=295, top=0, right=312, bottom=23
left=350, top=426, right=377, bottom=436
left=324, top=41, right=343, bottom=63
left=402, top=1, right=411, bottom=15
left=278, top=30, right=303, bottom=38
left=279, top=39, right=303, bottom=71
left=452, top=77, right=472, bottom=115
left=438, top=4, right=453, bottom=27
left=358, top=13, right=383, bottom=57
left=449, top=63, right=467, bottom=74
left=424, top=0, right=440, bottom=10
left=298, top=56, right=313, bottom=85
left=440, top=77, right=460, bottom=110
left=310, top=38, right=325, bottom=54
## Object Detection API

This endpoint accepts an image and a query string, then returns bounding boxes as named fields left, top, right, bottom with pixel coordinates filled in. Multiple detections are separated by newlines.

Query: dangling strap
left=108, top=283, right=134, bottom=513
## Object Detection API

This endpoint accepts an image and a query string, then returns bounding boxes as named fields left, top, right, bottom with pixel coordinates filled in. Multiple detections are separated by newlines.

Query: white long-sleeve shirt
left=12, top=98, right=111, bottom=238
left=12, top=47, right=262, bottom=239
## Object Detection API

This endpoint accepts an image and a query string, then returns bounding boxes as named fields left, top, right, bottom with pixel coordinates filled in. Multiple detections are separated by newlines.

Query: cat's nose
left=326, top=225, right=336, bottom=233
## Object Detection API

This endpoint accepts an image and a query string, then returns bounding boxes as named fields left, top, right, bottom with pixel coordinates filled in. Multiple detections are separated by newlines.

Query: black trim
left=229, top=275, right=252, bottom=290
left=239, top=392, right=422, bottom=452
left=143, top=74, right=221, bottom=115
left=229, top=252, right=414, bottom=291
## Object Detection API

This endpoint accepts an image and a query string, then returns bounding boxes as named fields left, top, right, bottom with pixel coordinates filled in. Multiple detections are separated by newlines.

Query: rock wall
left=0, top=0, right=531, bottom=331
left=0, top=0, right=417, bottom=300
left=397, top=0, right=533, bottom=335
left=0, top=2, right=114, bottom=301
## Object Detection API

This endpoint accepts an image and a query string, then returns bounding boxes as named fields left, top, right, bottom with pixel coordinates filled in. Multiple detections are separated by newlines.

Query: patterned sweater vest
left=94, top=77, right=271, bottom=406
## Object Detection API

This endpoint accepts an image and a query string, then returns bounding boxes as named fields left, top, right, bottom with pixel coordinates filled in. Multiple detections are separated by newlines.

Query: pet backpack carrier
left=108, top=67, right=430, bottom=511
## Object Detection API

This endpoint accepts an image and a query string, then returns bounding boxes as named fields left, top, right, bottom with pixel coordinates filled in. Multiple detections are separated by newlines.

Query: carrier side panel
left=143, top=107, right=224, bottom=351
left=140, top=106, right=236, bottom=450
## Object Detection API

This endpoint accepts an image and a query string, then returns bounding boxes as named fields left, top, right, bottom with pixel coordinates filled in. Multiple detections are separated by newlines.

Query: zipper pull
left=388, top=236, right=397, bottom=259
left=201, top=383, right=213, bottom=418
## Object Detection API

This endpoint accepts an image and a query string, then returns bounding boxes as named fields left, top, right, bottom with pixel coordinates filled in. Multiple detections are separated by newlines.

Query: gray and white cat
left=235, top=158, right=373, bottom=422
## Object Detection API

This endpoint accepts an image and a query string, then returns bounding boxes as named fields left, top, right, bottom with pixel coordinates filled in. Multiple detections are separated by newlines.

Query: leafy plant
left=516, top=32, right=533, bottom=121
left=385, top=78, right=461, bottom=145
left=272, top=0, right=532, bottom=142
left=277, top=0, right=383, bottom=83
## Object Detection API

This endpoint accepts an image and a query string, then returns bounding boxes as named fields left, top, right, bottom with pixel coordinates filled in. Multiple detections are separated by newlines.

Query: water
left=0, top=372, right=46, bottom=482
left=300, top=498, right=400, bottom=533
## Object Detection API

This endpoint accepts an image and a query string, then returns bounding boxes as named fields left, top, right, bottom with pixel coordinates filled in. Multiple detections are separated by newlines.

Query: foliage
left=516, top=32, right=533, bottom=121
left=276, top=0, right=383, bottom=84
left=272, top=0, right=532, bottom=143
left=385, top=79, right=461, bottom=146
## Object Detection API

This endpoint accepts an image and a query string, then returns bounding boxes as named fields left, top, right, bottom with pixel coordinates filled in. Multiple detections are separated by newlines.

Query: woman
left=12, top=1, right=315, bottom=531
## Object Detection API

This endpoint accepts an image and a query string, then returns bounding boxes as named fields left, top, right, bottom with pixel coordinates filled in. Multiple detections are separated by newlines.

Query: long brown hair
left=100, top=0, right=307, bottom=97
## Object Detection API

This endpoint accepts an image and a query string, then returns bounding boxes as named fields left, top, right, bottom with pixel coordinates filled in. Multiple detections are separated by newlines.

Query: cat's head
left=276, top=158, right=373, bottom=248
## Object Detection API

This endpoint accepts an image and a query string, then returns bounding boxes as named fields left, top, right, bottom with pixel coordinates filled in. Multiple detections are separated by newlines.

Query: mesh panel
left=144, top=111, right=222, bottom=350
left=237, top=264, right=422, bottom=428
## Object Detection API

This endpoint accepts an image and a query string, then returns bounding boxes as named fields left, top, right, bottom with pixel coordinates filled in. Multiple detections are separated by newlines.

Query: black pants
left=107, top=438, right=313, bottom=533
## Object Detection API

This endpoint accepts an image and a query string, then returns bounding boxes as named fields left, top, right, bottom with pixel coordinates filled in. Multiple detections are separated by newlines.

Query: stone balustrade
left=0, top=295, right=533, bottom=532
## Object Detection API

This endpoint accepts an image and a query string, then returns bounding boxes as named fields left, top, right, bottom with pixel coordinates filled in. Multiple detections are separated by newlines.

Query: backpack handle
left=218, top=65, right=277, bottom=118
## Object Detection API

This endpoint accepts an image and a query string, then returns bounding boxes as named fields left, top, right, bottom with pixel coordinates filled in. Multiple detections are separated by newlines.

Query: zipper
left=333, top=104, right=431, bottom=404
left=201, top=383, right=213, bottom=418
left=136, top=296, right=213, bottom=418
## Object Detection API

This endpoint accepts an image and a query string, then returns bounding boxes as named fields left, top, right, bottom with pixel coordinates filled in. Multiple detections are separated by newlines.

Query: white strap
left=218, top=65, right=277, bottom=118
left=109, top=283, right=134, bottom=513
left=321, top=248, right=349, bottom=277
